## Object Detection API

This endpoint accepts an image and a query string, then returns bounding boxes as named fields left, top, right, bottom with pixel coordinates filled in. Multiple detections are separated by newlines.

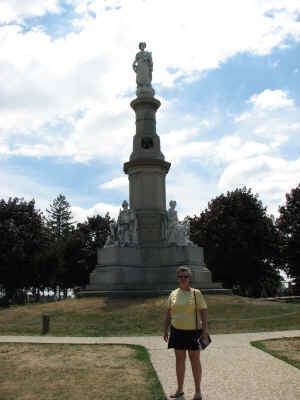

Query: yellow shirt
left=167, top=288, right=207, bottom=330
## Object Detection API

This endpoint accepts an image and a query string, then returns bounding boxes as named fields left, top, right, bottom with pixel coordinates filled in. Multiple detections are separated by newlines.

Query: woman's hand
left=163, top=331, right=169, bottom=342
left=164, top=308, right=171, bottom=342
left=201, top=329, right=209, bottom=339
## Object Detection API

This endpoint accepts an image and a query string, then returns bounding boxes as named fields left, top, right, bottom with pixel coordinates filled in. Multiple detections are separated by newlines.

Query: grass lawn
left=251, top=337, right=300, bottom=370
left=0, top=343, right=165, bottom=400
left=0, top=295, right=299, bottom=336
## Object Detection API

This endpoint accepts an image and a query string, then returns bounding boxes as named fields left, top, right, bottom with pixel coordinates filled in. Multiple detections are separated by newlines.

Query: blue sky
left=1, top=0, right=300, bottom=222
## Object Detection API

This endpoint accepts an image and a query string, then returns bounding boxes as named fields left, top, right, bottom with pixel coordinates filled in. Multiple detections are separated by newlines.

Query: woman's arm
left=200, top=309, right=208, bottom=337
left=163, top=308, right=171, bottom=342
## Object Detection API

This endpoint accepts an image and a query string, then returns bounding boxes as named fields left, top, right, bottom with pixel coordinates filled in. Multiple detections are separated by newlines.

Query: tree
left=46, top=194, right=74, bottom=240
left=49, top=213, right=111, bottom=292
left=0, top=198, right=46, bottom=303
left=189, top=187, right=282, bottom=296
left=76, top=213, right=111, bottom=274
left=276, top=183, right=300, bottom=289
left=45, top=194, right=75, bottom=297
left=29, top=231, right=61, bottom=300
left=58, top=231, right=92, bottom=290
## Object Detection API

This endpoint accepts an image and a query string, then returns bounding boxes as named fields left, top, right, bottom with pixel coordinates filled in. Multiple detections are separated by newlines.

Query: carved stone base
left=84, top=245, right=222, bottom=292
left=86, top=265, right=221, bottom=291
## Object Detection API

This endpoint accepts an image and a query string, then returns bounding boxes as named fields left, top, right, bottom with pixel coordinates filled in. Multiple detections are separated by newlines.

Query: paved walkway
left=1, top=330, right=300, bottom=400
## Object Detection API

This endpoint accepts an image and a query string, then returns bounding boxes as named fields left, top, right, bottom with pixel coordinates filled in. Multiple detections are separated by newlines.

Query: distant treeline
left=0, top=194, right=111, bottom=306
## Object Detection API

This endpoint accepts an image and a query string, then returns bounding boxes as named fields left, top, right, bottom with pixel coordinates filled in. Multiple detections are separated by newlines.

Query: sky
left=1, top=0, right=300, bottom=223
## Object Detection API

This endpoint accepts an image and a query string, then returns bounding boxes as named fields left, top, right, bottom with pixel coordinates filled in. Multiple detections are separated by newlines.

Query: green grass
left=128, top=344, right=166, bottom=400
left=0, top=295, right=299, bottom=336
left=251, top=337, right=300, bottom=370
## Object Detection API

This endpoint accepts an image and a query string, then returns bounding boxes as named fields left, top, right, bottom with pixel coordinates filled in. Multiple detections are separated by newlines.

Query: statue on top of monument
left=133, top=42, right=154, bottom=97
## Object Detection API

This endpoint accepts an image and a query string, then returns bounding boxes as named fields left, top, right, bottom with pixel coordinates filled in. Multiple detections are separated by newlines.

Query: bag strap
left=194, top=289, right=199, bottom=330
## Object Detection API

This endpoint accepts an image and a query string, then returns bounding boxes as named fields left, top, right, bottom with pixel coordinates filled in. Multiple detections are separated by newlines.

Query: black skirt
left=168, top=325, right=202, bottom=351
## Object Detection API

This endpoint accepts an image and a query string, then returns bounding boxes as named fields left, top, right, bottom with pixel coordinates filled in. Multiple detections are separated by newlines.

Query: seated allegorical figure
left=167, top=200, right=193, bottom=246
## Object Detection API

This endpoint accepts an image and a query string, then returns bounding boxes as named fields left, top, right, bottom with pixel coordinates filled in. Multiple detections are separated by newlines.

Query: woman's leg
left=174, top=349, right=186, bottom=393
left=188, top=350, right=202, bottom=396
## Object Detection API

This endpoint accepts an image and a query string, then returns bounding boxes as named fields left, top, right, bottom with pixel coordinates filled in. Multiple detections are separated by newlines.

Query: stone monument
left=82, top=43, right=223, bottom=295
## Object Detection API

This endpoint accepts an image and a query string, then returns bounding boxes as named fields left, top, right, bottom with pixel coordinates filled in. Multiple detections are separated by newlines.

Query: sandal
left=169, top=392, right=184, bottom=398
left=192, top=393, right=202, bottom=400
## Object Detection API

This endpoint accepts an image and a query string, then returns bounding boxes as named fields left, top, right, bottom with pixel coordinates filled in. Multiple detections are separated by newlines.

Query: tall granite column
left=124, top=97, right=170, bottom=246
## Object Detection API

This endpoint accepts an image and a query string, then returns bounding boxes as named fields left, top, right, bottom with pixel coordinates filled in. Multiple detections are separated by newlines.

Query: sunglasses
left=177, top=275, right=189, bottom=279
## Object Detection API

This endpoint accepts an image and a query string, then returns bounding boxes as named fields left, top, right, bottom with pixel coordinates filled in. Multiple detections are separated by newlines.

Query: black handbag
left=194, top=290, right=211, bottom=350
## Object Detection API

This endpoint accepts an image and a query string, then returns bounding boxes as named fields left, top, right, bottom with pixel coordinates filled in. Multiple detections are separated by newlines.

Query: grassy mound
left=0, top=295, right=299, bottom=336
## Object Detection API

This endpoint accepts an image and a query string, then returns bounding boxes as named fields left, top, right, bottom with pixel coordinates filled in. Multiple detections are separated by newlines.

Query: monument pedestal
left=84, top=245, right=223, bottom=293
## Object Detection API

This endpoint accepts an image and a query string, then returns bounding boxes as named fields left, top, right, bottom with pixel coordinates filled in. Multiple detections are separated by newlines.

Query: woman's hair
left=176, top=266, right=192, bottom=279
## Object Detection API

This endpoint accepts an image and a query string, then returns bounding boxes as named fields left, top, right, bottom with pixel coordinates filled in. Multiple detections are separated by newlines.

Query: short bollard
left=42, top=314, right=50, bottom=334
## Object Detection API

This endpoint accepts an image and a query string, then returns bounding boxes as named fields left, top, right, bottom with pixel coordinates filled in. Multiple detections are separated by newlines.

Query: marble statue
left=117, top=200, right=138, bottom=247
left=182, top=217, right=194, bottom=246
left=133, top=42, right=154, bottom=97
left=104, top=201, right=138, bottom=248
left=105, top=219, right=118, bottom=247
left=167, top=200, right=180, bottom=243
left=167, top=200, right=193, bottom=246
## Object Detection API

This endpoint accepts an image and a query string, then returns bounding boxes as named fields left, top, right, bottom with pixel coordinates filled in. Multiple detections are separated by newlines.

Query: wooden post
left=42, top=314, right=50, bottom=334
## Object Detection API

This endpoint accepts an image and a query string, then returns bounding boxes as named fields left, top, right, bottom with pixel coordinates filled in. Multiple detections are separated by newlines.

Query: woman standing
left=164, top=266, right=208, bottom=400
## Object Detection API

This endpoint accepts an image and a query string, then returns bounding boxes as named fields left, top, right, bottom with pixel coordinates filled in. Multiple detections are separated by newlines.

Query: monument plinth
left=80, top=43, right=224, bottom=296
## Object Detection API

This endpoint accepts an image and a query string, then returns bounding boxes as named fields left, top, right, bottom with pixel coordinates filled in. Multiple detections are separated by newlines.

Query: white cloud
left=71, top=202, right=120, bottom=222
left=233, top=89, right=300, bottom=152
left=100, top=176, right=128, bottom=190
left=213, top=136, right=269, bottom=163
left=0, top=1, right=300, bottom=163
left=63, top=98, right=134, bottom=163
left=0, top=169, right=64, bottom=213
left=249, top=89, right=294, bottom=110
left=213, top=89, right=300, bottom=215
left=160, top=128, right=214, bottom=165
left=0, top=0, right=61, bottom=23
left=0, top=167, right=121, bottom=223
left=235, top=112, right=252, bottom=123
left=166, top=170, right=218, bottom=218
left=219, top=156, right=300, bottom=216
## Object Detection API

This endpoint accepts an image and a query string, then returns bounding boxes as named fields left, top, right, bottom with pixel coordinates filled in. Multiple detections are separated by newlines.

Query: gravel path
left=1, top=330, right=300, bottom=400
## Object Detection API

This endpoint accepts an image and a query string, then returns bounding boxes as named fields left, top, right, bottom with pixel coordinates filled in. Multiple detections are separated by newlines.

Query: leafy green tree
left=46, top=194, right=74, bottom=240
left=59, top=231, right=92, bottom=290
left=276, top=183, right=300, bottom=289
left=0, top=198, right=46, bottom=303
left=29, top=233, right=61, bottom=300
left=45, top=194, right=75, bottom=297
left=49, top=214, right=111, bottom=293
left=189, top=187, right=282, bottom=296
left=47, top=212, right=111, bottom=293
left=76, top=213, right=111, bottom=271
